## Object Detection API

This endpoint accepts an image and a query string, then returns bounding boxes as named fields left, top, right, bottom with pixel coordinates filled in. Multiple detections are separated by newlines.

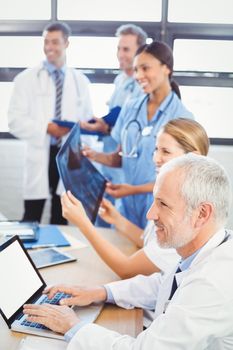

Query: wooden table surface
left=0, top=226, right=143, bottom=349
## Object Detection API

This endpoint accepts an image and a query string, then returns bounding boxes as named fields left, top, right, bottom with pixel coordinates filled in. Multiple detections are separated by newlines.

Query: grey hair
left=158, top=153, right=232, bottom=226
left=115, top=24, right=147, bottom=46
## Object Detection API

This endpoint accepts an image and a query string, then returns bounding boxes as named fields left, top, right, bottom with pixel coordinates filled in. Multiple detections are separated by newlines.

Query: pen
left=30, top=244, right=56, bottom=249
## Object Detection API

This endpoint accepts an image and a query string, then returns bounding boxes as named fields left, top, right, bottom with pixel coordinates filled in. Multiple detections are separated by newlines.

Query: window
left=0, top=37, right=43, bottom=68
left=0, top=82, right=14, bottom=132
left=58, top=0, right=162, bottom=21
left=168, top=0, right=233, bottom=24
left=68, top=37, right=119, bottom=69
left=180, top=86, right=233, bottom=138
left=0, top=0, right=50, bottom=20
left=173, top=39, right=233, bottom=73
left=89, top=83, right=115, bottom=116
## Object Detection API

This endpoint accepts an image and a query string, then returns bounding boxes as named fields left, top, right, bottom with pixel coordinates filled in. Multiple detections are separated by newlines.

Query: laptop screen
left=56, top=124, right=107, bottom=223
left=0, top=236, right=44, bottom=321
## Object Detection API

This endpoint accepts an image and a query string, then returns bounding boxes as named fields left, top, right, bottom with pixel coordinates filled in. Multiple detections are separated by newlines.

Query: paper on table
left=17, top=336, right=66, bottom=350
left=61, top=230, right=88, bottom=250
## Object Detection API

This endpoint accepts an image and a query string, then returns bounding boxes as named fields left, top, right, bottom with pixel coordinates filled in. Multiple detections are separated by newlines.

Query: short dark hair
left=115, top=24, right=147, bottom=47
left=43, top=21, right=71, bottom=40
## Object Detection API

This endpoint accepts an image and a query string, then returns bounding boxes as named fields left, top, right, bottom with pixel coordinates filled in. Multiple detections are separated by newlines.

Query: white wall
left=0, top=140, right=233, bottom=228
left=0, top=139, right=50, bottom=223
left=208, top=145, right=233, bottom=229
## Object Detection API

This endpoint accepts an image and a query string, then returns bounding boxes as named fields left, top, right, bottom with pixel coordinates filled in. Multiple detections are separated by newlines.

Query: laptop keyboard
left=20, top=292, right=71, bottom=329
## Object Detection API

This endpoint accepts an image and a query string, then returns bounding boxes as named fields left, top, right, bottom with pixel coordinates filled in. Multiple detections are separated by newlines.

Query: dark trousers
left=22, top=199, right=46, bottom=222
left=22, top=145, right=67, bottom=225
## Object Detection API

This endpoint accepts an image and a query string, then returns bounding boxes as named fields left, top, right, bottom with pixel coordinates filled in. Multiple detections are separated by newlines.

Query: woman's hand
left=81, top=145, right=98, bottom=161
left=80, top=118, right=109, bottom=134
left=61, top=191, right=91, bottom=230
left=105, top=183, right=135, bottom=198
left=99, top=198, right=122, bottom=225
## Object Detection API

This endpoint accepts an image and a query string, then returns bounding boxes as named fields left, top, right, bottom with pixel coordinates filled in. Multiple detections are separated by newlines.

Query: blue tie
left=54, top=69, right=63, bottom=120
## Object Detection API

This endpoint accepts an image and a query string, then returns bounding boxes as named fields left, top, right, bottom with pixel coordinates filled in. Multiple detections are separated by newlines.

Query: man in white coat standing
left=24, top=153, right=233, bottom=350
left=8, top=22, right=93, bottom=224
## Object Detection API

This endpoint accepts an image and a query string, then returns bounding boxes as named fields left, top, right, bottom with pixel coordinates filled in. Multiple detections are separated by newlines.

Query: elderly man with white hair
left=24, top=153, right=233, bottom=350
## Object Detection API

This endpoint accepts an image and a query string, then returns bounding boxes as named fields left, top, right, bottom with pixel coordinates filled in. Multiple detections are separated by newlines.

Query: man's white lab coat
left=67, top=229, right=233, bottom=350
left=8, top=64, right=92, bottom=199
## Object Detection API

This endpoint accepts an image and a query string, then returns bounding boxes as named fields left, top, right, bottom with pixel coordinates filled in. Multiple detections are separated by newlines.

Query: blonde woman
left=61, top=118, right=209, bottom=278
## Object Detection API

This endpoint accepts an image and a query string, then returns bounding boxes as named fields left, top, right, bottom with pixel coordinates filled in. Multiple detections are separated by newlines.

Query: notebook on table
left=0, top=236, right=103, bottom=340
left=56, top=124, right=107, bottom=223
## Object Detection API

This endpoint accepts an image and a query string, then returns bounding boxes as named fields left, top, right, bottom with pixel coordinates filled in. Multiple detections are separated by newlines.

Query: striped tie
left=54, top=69, right=63, bottom=120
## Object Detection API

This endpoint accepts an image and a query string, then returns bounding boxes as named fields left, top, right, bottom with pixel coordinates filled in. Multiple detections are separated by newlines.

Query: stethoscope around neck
left=119, top=92, right=174, bottom=158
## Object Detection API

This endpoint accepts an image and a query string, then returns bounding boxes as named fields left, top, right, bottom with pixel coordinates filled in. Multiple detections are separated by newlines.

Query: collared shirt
left=179, top=248, right=201, bottom=271
left=43, top=60, right=66, bottom=85
left=44, top=61, right=66, bottom=145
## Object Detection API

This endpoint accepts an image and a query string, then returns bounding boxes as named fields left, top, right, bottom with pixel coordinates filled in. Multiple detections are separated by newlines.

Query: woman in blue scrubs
left=83, top=41, right=193, bottom=229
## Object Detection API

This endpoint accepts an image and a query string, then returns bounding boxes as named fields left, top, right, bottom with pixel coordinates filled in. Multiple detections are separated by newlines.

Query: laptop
left=56, top=124, right=107, bottom=224
left=0, top=236, right=103, bottom=340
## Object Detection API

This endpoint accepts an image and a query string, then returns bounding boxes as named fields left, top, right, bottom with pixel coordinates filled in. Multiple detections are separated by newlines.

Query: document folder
left=24, top=225, right=70, bottom=249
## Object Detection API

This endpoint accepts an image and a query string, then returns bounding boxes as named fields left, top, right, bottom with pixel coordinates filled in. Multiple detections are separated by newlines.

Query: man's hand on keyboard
left=23, top=303, right=79, bottom=334
left=43, top=284, right=107, bottom=306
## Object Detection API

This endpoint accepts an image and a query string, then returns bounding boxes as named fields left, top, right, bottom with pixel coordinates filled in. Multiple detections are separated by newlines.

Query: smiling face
left=43, top=30, right=69, bottom=68
left=117, top=34, right=139, bottom=75
left=147, top=169, right=199, bottom=251
left=133, top=52, right=170, bottom=94
left=153, top=131, right=186, bottom=174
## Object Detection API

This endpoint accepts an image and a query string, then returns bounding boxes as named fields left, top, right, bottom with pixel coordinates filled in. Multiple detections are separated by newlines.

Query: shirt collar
left=43, top=60, right=66, bottom=76
left=158, top=90, right=174, bottom=113
left=179, top=228, right=227, bottom=272
left=179, top=248, right=201, bottom=271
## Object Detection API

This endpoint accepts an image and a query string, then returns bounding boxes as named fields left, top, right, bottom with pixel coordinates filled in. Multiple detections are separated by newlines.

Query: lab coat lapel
left=154, top=229, right=226, bottom=318
left=188, top=228, right=227, bottom=268
left=153, top=266, right=184, bottom=317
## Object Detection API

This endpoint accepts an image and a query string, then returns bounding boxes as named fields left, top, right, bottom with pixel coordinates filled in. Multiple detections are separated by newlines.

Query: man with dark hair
left=43, top=21, right=71, bottom=40
left=8, top=22, right=93, bottom=224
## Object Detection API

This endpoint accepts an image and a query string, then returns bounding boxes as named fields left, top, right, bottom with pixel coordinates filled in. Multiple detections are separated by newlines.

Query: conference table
left=0, top=225, right=143, bottom=349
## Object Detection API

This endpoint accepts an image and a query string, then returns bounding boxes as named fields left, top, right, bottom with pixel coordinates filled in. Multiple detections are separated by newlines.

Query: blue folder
left=80, top=106, right=121, bottom=136
left=24, top=225, right=71, bottom=249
